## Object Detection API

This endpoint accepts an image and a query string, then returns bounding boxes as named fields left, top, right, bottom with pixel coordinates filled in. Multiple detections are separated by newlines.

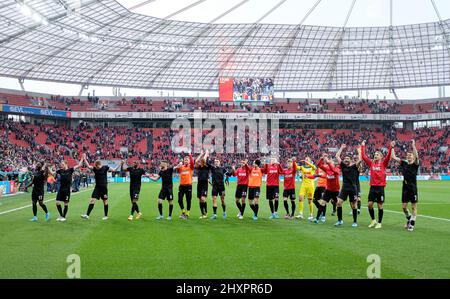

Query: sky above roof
left=117, top=0, right=450, bottom=27
left=1, top=0, right=449, bottom=98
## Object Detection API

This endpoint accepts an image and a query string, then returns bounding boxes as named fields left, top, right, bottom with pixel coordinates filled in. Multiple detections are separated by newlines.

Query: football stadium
left=0, top=0, right=449, bottom=286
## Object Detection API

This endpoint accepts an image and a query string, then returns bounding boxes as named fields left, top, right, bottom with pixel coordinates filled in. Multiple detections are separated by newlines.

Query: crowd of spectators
left=295, top=99, right=327, bottom=113
left=435, top=101, right=449, bottom=112
left=1, top=120, right=448, bottom=180
left=368, top=100, right=400, bottom=114
left=30, top=95, right=84, bottom=111
left=0, top=120, right=150, bottom=177
left=143, top=124, right=450, bottom=174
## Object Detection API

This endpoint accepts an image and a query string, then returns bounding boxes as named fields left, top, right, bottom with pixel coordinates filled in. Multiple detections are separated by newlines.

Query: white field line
left=382, top=203, right=450, bottom=206
left=0, top=188, right=92, bottom=216
left=360, top=204, right=450, bottom=222
left=1, top=192, right=25, bottom=197
left=382, top=209, right=450, bottom=222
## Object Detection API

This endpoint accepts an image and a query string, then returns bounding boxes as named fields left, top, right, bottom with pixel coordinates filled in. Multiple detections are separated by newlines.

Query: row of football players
left=28, top=140, right=419, bottom=230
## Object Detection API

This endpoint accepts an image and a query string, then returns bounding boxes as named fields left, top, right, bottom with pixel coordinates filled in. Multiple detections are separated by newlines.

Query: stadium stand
left=1, top=120, right=448, bottom=176
left=1, top=90, right=448, bottom=114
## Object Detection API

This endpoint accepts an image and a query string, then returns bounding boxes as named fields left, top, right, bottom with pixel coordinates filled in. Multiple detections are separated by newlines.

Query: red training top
left=283, top=161, right=297, bottom=190
left=232, top=164, right=252, bottom=186
left=317, top=158, right=340, bottom=192
left=361, top=145, right=392, bottom=187
left=262, top=163, right=284, bottom=187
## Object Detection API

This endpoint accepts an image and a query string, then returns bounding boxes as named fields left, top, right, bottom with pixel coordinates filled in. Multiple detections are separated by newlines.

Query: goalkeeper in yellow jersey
left=295, top=157, right=316, bottom=221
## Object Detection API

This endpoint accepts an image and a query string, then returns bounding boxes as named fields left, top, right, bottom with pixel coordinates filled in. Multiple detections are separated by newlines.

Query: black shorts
left=212, top=184, right=225, bottom=197
left=159, top=187, right=174, bottom=201
left=368, top=186, right=385, bottom=203
left=322, top=190, right=339, bottom=203
left=266, top=186, right=279, bottom=200
left=130, top=187, right=141, bottom=201
left=235, top=185, right=248, bottom=199
left=402, top=186, right=418, bottom=203
left=248, top=187, right=260, bottom=200
left=32, top=190, right=44, bottom=203
left=179, top=185, right=192, bottom=198
left=197, top=181, right=208, bottom=199
left=283, top=189, right=296, bottom=200
left=91, top=186, right=108, bottom=200
left=338, top=187, right=357, bottom=202
left=314, top=186, right=326, bottom=201
left=56, top=189, right=71, bottom=202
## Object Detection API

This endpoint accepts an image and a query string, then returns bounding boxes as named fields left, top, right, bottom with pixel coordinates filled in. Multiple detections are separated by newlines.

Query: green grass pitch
left=0, top=180, right=449, bottom=279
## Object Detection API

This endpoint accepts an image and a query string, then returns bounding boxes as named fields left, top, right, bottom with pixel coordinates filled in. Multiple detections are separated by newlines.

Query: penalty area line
left=0, top=188, right=92, bottom=216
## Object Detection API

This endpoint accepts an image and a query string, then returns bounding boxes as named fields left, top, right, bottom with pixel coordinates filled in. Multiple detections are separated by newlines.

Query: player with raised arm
left=312, top=168, right=327, bottom=222
left=335, top=144, right=362, bottom=227
left=209, top=157, right=230, bottom=220
left=282, top=158, right=298, bottom=220
left=196, top=150, right=211, bottom=219
left=55, top=159, right=83, bottom=222
left=360, top=140, right=394, bottom=229
left=295, top=157, right=316, bottom=220
left=81, top=154, right=121, bottom=220
left=177, top=153, right=194, bottom=219
left=313, top=154, right=340, bottom=224
left=149, top=160, right=177, bottom=220
left=247, top=159, right=263, bottom=220
left=231, top=158, right=252, bottom=219
left=121, top=160, right=147, bottom=221
left=263, top=157, right=284, bottom=219
left=391, top=140, right=420, bottom=231
left=352, top=155, right=363, bottom=215
left=28, top=162, right=51, bottom=222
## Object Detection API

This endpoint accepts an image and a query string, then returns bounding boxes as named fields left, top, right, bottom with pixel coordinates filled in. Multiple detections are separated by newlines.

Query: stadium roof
left=119, top=0, right=450, bottom=27
left=0, top=0, right=449, bottom=91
